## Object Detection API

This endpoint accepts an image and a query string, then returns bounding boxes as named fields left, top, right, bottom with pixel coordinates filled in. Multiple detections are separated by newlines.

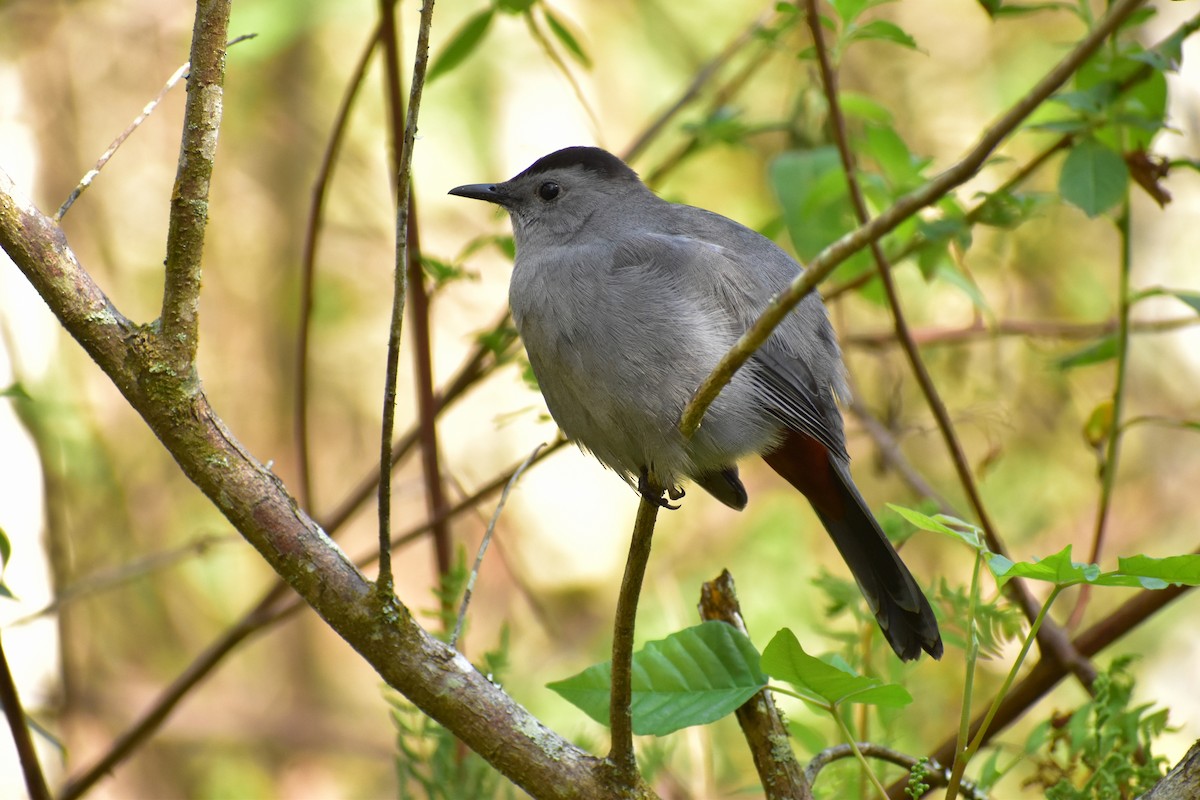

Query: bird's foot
left=637, top=472, right=681, bottom=510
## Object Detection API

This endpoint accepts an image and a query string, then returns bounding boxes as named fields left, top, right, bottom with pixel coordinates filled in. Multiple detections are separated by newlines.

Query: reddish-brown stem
left=295, top=25, right=380, bottom=512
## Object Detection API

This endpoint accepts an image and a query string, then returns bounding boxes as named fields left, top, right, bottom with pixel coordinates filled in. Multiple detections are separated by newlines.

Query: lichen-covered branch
left=160, top=0, right=231, bottom=377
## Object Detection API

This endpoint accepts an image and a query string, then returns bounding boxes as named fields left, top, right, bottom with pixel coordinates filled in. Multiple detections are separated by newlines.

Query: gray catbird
left=450, top=146, right=942, bottom=661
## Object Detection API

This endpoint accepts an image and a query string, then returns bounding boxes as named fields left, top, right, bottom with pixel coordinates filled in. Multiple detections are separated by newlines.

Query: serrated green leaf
left=427, top=9, right=495, bottom=84
left=845, top=19, right=918, bottom=51
left=543, top=8, right=591, bottom=68
left=1055, top=335, right=1117, bottom=370
left=1059, top=139, right=1129, bottom=217
left=546, top=621, right=767, bottom=736
left=761, top=628, right=912, bottom=708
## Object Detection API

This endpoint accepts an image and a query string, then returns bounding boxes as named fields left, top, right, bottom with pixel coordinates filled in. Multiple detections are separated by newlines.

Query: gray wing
left=629, top=209, right=851, bottom=461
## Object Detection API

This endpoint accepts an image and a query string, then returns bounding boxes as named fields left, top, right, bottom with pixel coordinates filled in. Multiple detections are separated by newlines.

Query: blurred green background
left=1, top=0, right=1198, bottom=797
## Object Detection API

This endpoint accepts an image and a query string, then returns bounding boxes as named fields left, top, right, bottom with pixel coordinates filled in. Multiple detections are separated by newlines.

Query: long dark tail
left=763, top=430, right=943, bottom=661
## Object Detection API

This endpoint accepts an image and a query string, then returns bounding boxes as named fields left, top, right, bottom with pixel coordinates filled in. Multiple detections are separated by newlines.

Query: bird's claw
left=637, top=474, right=682, bottom=510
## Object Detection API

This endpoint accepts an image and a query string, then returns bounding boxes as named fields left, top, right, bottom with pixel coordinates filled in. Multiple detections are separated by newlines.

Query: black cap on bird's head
left=448, top=146, right=640, bottom=208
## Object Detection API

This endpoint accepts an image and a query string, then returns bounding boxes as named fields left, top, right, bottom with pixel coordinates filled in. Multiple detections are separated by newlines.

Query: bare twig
left=524, top=11, right=603, bottom=144
left=806, top=744, right=986, bottom=800
left=678, top=0, right=1149, bottom=440
left=295, top=25, right=379, bottom=511
left=377, top=0, right=437, bottom=595
left=451, top=442, right=545, bottom=648
left=58, top=63, right=187, bottom=220
left=608, top=484, right=663, bottom=779
left=699, top=571, right=812, bottom=800
left=160, top=0, right=232, bottom=375
left=9, top=533, right=234, bottom=626
left=55, top=34, right=257, bottom=221
left=843, top=316, right=1200, bottom=349
left=0, top=633, right=50, bottom=800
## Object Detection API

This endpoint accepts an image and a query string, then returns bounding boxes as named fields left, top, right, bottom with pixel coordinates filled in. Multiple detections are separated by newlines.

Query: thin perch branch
left=608, top=483, right=663, bottom=779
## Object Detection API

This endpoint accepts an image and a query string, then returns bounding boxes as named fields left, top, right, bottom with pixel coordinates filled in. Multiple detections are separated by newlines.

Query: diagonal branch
left=160, top=0, right=231, bottom=375
left=0, top=167, right=656, bottom=799
left=678, top=0, right=1149, bottom=440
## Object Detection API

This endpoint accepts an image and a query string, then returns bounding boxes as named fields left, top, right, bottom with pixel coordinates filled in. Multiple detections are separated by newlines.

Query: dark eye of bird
left=538, top=181, right=560, bottom=201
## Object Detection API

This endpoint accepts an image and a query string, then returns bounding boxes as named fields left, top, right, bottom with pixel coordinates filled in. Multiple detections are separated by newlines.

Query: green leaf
left=761, top=628, right=912, bottom=708
left=838, top=91, right=893, bottom=124
left=543, top=8, right=591, bottom=68
left=0, top=527, right=9, bottom=568
left=988, top=545, right=1100, bottom=587
left=496, top=0, right=536, bottom=12
left=0, top=383, right=31, bottom=400
left=977, top=0, right=1001, bottom=18
left=1164, top=290, right=1200, bottom=316
left=861, top=124, right=925, bottom=190
left=546, top=621, right=767, bottom=736
left=770, top=148, right=854, bottom=262
left=1055, top=335, right=1117, bottom=370
left=1059, top=139, right=1129, bottom=217
left=886, top=505, right=984, bottom=550
left=427, top=9, right=495, bottom=84
left=1113, top=554, right=1200, bottom=589
left=844, top=19, right=919, bottom=51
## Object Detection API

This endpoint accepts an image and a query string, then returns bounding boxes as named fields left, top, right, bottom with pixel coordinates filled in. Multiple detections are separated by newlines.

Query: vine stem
left=945, top=587, right=1063, bottom=800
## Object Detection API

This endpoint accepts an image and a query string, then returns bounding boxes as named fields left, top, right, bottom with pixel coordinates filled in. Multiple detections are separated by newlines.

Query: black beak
left=448, top=182, right=511, bottom=206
